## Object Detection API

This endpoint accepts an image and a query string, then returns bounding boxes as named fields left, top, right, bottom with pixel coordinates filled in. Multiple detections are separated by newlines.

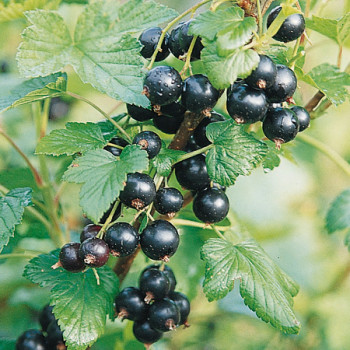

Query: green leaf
left=63, top=145, right=149, bottom=223
left=326, top=188, right=350, bottom=233
left=200, top=238, right=300, bottom=334
left=0, top=73, right=66, bottom=112
left=262, top=141, right=281, bottom=173
left=23, top=250, right=119, bottom=350
left=205, top=120, right=267, bottom=186
left=152, top=148, right=186, bottom=177
left=36, top=122, right=108, bottom=156
left=0, top=187, right=33, bottom=253
left=97, top=114, right=127, bottom=141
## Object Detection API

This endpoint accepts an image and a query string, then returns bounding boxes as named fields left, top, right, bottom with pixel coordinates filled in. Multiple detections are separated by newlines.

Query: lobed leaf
left=326, top=188, right=350, bottom=234
left=152, top=148, right=186, bottom=177
left=262, top=141, right=281, bottom=173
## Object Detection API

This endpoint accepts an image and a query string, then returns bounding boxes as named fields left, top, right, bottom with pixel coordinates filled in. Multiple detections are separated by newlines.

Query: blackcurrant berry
left=133, top=131, right=161, bottom=159
left=266, top=64, right=297, bottom=103
left=16, top=329, right=46, bottom=350
left=104, top=137, right=129, bottom=157
left=262, top=107, right=299, bottom=147
left=79, top=237, right=109, bottom=268
left=193, top=112, right=225, bottom=147
left=139, top=27, right=170, bottom=62
left=169, top=22, right=186, bottom=58
left=99, top=201, right=122, bottom=224
left=46, top=321, right=65, bottom=350
left=153, top=114, right=184, bottom=134
left=267, top=6, right=305, bottom=43
left=193, top=187, right=229, bottom=224
left=80, top=224, right=101, bottom=242
left=144, top=264, right=177, bottom=293
left=157, top=101, right=186, bottom=119
left=58, top=242, right=85, bottom=272
left=104, top=222, right=139, bottom=257
left=39, top=304, right=55, bottom=332
left=115, top=287, right=148, bottom=321
left=182, top=74, right=220, bottom=114
left=154, top=187, right=184, bottom=216
left=140, top=220, right=179, bottom=262
left=175, top=154, right=211, bottom=191
left=169, top=291, right=190, bottom=326
left=143, top=66, right=182, bottom=106
left=48, top=97, right=70, bottom=121
left=245, top=55, right=277, bottom=90
left=226, top=83, right=267, bottom=124
left=148, top=298, right=180, bottom=332
left=133, top=320, right=163, bottom=345
left=0, top=60, right=9, bottom=73
left=178, top=20, right=203, bottom=60
left=291, top=106, right=310, bottom=132
left=139, top=268, right=170, bottom=303
left=126, top=104, right=157, bottom=122
left=184, top=135, right=201, bottom=153
left=119, top=173, right=156, bottom=210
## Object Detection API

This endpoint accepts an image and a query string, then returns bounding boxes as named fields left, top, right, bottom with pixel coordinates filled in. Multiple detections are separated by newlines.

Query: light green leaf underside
left=326, top=188, right=350, bottom=233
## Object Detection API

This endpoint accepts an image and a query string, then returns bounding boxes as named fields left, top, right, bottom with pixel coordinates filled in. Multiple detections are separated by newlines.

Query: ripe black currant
left=291, top=106, right=310, bottom=132
left=178, top=20, right=203, bottom=60
left=139, top=268, right=170, bottom=303
left=175, top=154, right=211, bottom=191
left=140, top=220, right=179, bottom=262
left=193, top=187, right=229, bottom=224
left=133, top=320, right=163, bottom=345
left=157, top=101, right=186, bottom=118
left=169, top=291, right=190, bottom=326
left=79, top=237, right=110, bottom=268
left=104, top=137, right=129, bottom=157
left=80, top=224, right=101, bottom=242
left=46, top=320, right=65, bottom=350
left=139, top=27, right=170, bottom=61
left=144, top=264, right=177, bottom=293
left=0, top=60, right=9, bottom=73
left=182, top=74, right=220, bottom=114
left=154, top=187, right=184, bottom=216
left=184, top=135, right=201, bottom=152
left=143, top=66, right=182, bottom=106
left=104, top=222, right=139, bottom=257
left=262, top=107, right=300, bottom=147
left=115, top=287, right=148, bottom=321
left=169, top=22, right=185, bottom=58
left=99, top=201, right=122, bottom=224
left=266, top=64, right=297, bottom=103
left=148, top=298, right=180, bottom=332
left=133, top=131, right=161, bottom=159
left=153, top=114, right=184, bottom=134
left=245, top=55, right=277, bottom=90
left=16, top=329, right=46, bottom=350
left=39, top=304, right=55, bottom=332
left=267, top=6, right=305, bottom=43
left=126, top=104, right=157, bottom=122
left=193, top=112, right=225, bottom=147
left=119, top=172, right=156, bottom=210
left=58, top=242, right=85, bottom=272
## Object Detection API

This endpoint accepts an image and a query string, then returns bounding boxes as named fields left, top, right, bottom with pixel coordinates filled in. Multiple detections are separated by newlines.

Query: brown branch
left=304, top=91, right=325, bottom=113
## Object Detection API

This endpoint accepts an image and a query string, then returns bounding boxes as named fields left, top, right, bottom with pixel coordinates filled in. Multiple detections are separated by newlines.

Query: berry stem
left=92, top=268, right=100, bottom=286
left=289, top=36, right=301, bottom=70
left=261, top=0, right=274, bottom=16
left=256, top=0, right=263, bottom=36
left=174, top=144, right=213, bottom=164
left=97, top=200, right=121, bottom=238
left=170, top=218, right=228, bottom=231
left=180, top=35, right=198, bottom=77
left=107, top=142, right=125, bottom=150
left=211, top=225, right=226, bottom=240
left=0, top=253, right=37, bottom=260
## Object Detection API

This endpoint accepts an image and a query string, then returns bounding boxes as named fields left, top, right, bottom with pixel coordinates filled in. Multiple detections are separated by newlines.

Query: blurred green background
left=0, top=0, right=350, bottom=349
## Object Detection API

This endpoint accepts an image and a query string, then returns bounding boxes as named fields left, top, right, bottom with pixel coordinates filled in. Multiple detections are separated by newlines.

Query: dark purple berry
left=169, top=22, right=186, bottom=58
left=133, top=320, right=162, bottom=345
left=80, top=224, right=102, bottom=242
left=99, top=201, right=122, bottom=224
left=178, top=20, right=203, bottom=60
left=16, top=329, right=46, bottom=350
left=154, top=187, right=183, bottom=216
left=39, top=304, right=55, bottom=332
left=148, top=298, right=180, bottom=332
left=58, top=242, right=85, bottom=272
left=46, top=321, right=65, bottom=350
left=0, top=60, right=9, bottom=73
left=115, top=287, right=148, bottom=321
left=158, top=101, right=186, bottom=118
left=104, top=137, right=129, bottom=157
left=184, top=135, right=201, bottom=153
left=139, top=27, right=170, bottom=61
left=291, top=106, right=310, bottom=132
left=126, top=104, right=157, bottom=122
left=144, top=264, right=177, bottom=293
left=139, top=268, right=170, bottom=303
left=245, top=55, right=277, bottom=90
left=193, top=112, right=225, bottom=147
left=133, top=131, right=161, bottom=159
left=153, top=114, right=184, bottom=134
left=169, top=291, right=190, bottom=326
left=79, top=237, right=109, bottom=268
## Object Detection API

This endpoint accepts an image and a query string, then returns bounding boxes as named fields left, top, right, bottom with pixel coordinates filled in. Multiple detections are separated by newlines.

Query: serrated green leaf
left=0, top=187, right=33, bottom=253
left=200, top=238, right=300, bottom=334
left=205, top=120, right=267, bottom=186
left=97, top=114, right=127, bottom=141
left=0, top=73, right=66, bottom=112
left=23, top=250, right=119, bottom=350
left=36, top=122, right=108, bottom=156
left=63, top=145, right=148, bottom=223
left=262, top=141, right=281, bottom=173
left=152, top=148, right=186, bottom=177
left=326, top=188, right=350, bottom=233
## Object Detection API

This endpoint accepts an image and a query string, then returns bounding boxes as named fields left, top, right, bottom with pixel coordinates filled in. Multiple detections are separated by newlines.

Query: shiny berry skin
left=39, top=304, right=55, bottom=332
left=175, top=154, right=211, bottom=191
left=178, top=20, right=203, bottom=60
left=104, top=137, right=129, bottom=157
left=153, top=114, right=184, bottom=134
left=144, top=264, right=177, bottom=293
left=16, top=329, right=46, bottom=350
left=79, top=237, right=109, bottom=268
left=46, top=321, right=65, bottom=349
left=140, top=220, right=179, bottom=261
left=169, top=291, right=190, bottom=326
left=291, top=106, right=310, bottom=132
left=184, top=135, right=201, bottom=153
left=59, top=242, right=85, bottom=272
left=158, top=101, right=186, bottom=118
left=266, top=64, right=297, bottom=103
left=154, top=187, right=184, bottom=216
left=126, top=104, right=157, bottom=121
left=139, top=27, right=170, bottom=61
left=104, top=223, right=139, bottom=257
left=139, top=268, right=170, bottom=302
left=262, top=107, right=300, bottom=147
left=169, top=22, right=185, bottom=58
left=267, top=6, right=305, bottom=43
left=182, top=74, right=220, bottom=114
left=119, top=173, right=156, bottom=210
left=133, top=320, right=162, bottom=345
left=115, top=287, right=148, bottom=321
left=245, top=55, right=277, bottom=90
left=99, top=201, right=122, bottom=224
left=193, top=188, right=229, bottom=224
left=227, top=83, right=267, bottom=124
left=143, top=66, right=182, bottom=106
left=80, top=224, right=101, bottom=242
left=133, top=131, right=161, bottom=159
left=148, top=298, right=180, bottom=332
left=193, top=112, right=225, bottom=147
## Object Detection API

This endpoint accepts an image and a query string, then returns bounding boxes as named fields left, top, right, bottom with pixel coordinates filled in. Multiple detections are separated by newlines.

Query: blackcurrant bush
left=266, top=64, right=297, bottom=103
left=245, top=55, right=277, bottom=90
left=140, top=220, right=179, bottom=261
left=175, top=154, right=211, bottom=191
left=39, top=304, right=55, bottom=332
left=182, top=74, right=220, bottom=114
left=139, top=27, right=170, bottom=61
left=153, top=114, right=184, bottom=134
left=99, top=201, right=122, bottom=224
left=169, top=291, right=190, bottom=326
left=154, top=187, right=184, bottom=216
left=80, top=224, right=101, bottom=242
left=267, top=6, right=305, bottom=43
left=46, top=321, right=65, bottom=350
left=104, top=137, right=129, bottom=157
left=133, top=131, right=161, bottom=159
left=16, top=329, right=46, bottom=350
left=143, top=66, right=182, bottom=106
left=148, top=298, right=180, bottom=332
left=58, top=242, right=85, bottom=273
left=119, top=172, right=156, bottom=210
left=104, top=222, right=139, bottom=257
left=169, top=22, right=186, bottom=58
left=48, top=97, right=70, bottom=121
left=144, top=264, right=177, bottom=293
left=139, top=268, right=170, bottom=303
left=115, top=287, right=148, bottom=321
left=291, top=106, right=310, bottom=132
left=178, top=20, right=203, bottom=60
left=79, top=237, right=110, bottom=268
left=133, top=320, right=163, bottom=345
left=262, top=107, right=299, bottom=147
left=126, top=104, right=157, bottom=122
left=193, top=187, right=229, bottom=224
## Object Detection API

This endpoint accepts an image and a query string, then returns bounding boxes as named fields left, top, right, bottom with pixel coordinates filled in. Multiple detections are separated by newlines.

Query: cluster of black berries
left=115, top=264, right=190, bottom=347
left=16, top=305, right=65, bottom=350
